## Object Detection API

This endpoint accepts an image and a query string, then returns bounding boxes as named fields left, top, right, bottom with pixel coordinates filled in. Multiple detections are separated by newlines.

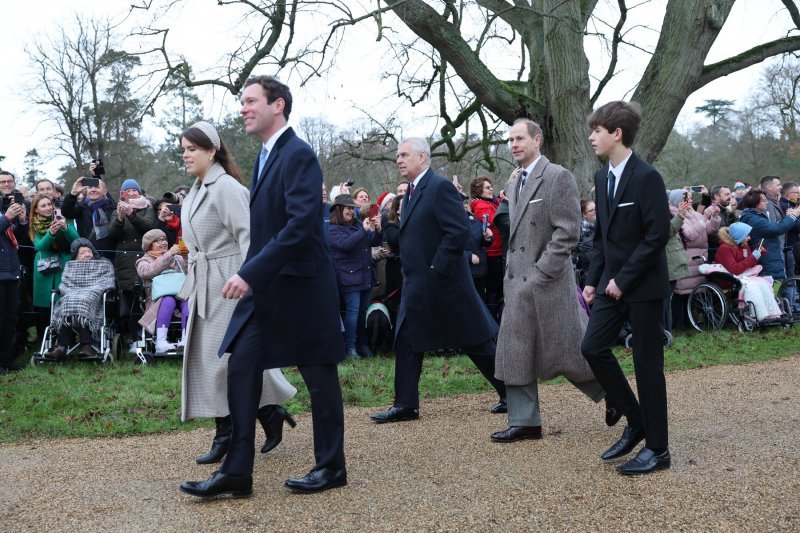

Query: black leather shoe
left=180, top=470, right=253, bottom=498
left=605, top=398, right=622, bottom=427
left=617, top=447, right=671, bottom=475
left=356, top=345, right=374, bottom=358
left=490, top=426, right=542, bottom=442
left=258, top=405, right=297, bottom=454
left=370, top=406, right=419, bottom=424
left=490, top=398, right=508, bottom=414
left=285, top=467, right=347, bottom=493
left=601, top=426, right=645, bottom=460
left=196, top=416, right=232, bottom=464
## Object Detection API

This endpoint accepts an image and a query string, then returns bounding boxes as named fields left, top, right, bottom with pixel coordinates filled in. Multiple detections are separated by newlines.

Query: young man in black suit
left=580, top=101, right=672, bottom=475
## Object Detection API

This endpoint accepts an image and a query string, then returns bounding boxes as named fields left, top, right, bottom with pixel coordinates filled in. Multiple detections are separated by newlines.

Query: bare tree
left=132, top=0, right=800, bottom=190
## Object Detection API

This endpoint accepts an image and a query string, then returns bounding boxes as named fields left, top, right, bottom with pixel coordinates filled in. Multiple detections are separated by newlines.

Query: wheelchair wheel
left=687, top=283, right=728, bottom=332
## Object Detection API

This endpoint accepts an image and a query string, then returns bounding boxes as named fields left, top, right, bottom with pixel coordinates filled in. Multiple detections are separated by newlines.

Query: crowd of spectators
left=3, top=159, right=800, bottom=374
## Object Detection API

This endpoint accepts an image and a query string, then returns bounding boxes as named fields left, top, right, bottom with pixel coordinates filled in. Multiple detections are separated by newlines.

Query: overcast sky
left=0, top=0, right=795, bottom=180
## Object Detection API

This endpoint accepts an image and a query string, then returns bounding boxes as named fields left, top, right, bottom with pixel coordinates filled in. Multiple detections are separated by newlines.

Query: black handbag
left=36, top=255, right=62, bottom=274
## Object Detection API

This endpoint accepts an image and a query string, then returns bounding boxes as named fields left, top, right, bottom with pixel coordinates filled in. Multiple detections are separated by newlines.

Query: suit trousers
left=221, top=316, right=346, bottom=476
left=507, top=378, right=605, bottom=427
left=393, top=321, right=506, bottom=410
left=581, top=295, right=668, bottom=450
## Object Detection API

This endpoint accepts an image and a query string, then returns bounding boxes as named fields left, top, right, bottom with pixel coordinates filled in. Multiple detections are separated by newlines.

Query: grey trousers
left=507, top=378, right=605, bottom=427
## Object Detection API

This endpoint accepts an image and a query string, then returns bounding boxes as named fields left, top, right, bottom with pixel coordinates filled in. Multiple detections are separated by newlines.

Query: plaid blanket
left=51, top=259, right=116, bottom=339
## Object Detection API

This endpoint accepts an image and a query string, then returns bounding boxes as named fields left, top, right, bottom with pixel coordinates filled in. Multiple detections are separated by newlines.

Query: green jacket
left=32, top=223, right=80, bottom=308
left=666, top=212, right=689, bottom=282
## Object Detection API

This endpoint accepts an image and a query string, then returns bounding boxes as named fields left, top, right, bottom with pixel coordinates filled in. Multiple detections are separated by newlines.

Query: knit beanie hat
left=141, top=229, right=167, bottom=251
left=733, top=182, right=746, bottom=191
left=667, top=189, right=685, bottom=208
left=728, top=222, right=752, bottom=245
left=121, top=178, right=143, bottom=193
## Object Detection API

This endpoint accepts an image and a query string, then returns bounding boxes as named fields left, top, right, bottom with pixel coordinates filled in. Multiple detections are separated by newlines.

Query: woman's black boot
left=196, top=416, right=232, bottom=464
left=257, top=405, right=297, bottom=454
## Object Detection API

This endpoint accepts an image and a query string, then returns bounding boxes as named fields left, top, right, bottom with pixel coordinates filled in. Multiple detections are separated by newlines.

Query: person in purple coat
left=327, top=194, right=382, bottom=358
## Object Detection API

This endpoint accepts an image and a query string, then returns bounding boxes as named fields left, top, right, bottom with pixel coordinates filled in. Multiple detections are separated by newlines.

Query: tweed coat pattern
left=177, top=162, right=295, bottom=421
left=496, top=156, right=595, bottom=385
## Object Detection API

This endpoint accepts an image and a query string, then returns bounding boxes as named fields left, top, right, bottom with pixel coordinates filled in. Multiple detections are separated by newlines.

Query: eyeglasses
left=0, top=180, right=14, bottom=185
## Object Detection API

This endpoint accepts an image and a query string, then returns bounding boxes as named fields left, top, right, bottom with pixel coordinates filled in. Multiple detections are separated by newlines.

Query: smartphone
left=368, top=203, right=380, bottom=218
left=691, top=186, right=703, bottom=193
left=13, top=192, right=25, bottom=204
left=682, top=191, right=689, bottom=202
left=83, top=177, right=100, bottom=188
left=54, top=208, right=63, bottom=220
left=92, top=159, right=106, bottom=176
left=482, top=214, right=489, bottom=233
left=168, top=204, right=182, bottom=215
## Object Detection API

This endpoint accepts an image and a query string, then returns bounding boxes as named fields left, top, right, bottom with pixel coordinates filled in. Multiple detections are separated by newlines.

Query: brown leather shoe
left=79, top=345, right=94, bottom=357
left=490, top=426, right=542, bottom=442
left=45, top=346, right=67, bottom=360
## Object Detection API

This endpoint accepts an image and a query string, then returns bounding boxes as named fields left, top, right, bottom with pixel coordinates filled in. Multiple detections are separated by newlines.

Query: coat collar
left=188, top=162, right=226, bottom=220
left=250, top=127, right=296, bottom=201
left=400, top=167, right=434, bottom=230
left=508, top=155, right=549, bottom=241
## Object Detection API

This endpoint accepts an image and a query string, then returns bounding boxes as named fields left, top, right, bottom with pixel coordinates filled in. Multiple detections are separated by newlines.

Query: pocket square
left=529, top=198, right=543, bottom=204
left=618, top=202, right=634, bottom=207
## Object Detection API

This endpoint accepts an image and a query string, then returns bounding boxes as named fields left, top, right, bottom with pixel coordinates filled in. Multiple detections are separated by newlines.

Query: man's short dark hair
left=0, top=170, right=15, bottom=180
left=760, top=175, right=780, bottom=188
left=243, top=75, right=293, bottom=119
left=710, top=185, right=729, bottom=199
left=35, top=178, right=55, bottom=190
left=781, top=181, right=798, bottom=196
left=587, top=101, right=643, bottom=147
left=742, top=189, right=765, bottom=209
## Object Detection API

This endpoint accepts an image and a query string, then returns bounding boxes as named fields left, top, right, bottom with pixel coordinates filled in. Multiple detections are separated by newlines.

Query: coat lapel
left=188, top=163, right=225, bottom=220
left=605, top=152, right=637, bottom=225
left=250, top=128, right=295, bottom=204
left=509, top=156, right=548, bottom=241
left=400, top=168, right=433, bottom=230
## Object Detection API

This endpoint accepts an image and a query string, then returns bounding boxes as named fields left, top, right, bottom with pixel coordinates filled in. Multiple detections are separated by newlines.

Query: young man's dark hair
left=760, top=175, right=780, bottom=188
left=742, top=189, right=765, bottom=209
left=587, top=101, right=643, bottom=147
left=243, top=75, right=293, bottom=119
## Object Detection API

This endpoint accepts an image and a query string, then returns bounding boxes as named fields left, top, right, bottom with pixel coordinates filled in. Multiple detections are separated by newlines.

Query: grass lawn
left=1, top=326, right=798, bottom=443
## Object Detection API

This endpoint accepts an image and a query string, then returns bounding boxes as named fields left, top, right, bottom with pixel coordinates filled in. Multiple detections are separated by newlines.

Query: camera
left=92, top=159, right=106, bottom=177
left=1, top=191, right=25, bottom=212
left=344, top=179, right=354, bottom=187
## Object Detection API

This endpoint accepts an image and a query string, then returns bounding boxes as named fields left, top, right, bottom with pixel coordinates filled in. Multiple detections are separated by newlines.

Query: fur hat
left=728, top=222, right=752, bottom=245
left=141, top=229, right=167, bottom=251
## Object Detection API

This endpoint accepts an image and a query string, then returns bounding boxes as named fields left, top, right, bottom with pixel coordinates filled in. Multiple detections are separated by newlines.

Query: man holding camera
left=0, top=171, right=28, bottom=373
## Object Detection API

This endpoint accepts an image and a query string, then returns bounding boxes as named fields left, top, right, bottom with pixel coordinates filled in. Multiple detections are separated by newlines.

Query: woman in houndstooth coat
left=177, top=121, right=296, bottom=465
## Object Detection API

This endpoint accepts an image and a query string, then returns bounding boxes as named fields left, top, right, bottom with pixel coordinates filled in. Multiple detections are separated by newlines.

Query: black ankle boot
left=257, top=405, right=297, bottom=454
left=196, top=416, right=232, bottom=464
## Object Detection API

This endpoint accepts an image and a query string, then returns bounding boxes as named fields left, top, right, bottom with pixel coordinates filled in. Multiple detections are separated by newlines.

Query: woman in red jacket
left=469, top=176, right=503, bottom=319
left=715, top=222, right=762, bottom=275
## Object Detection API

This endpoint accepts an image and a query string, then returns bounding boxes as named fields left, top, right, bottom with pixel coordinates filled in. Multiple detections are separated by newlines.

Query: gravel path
left=2, top=356, right=799, bottom=531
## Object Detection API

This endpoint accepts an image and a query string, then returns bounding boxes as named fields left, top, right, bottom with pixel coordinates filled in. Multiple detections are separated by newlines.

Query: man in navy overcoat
left=181, top=76, right=347, bottom=498
left=370, top=138, right=506, bottom=423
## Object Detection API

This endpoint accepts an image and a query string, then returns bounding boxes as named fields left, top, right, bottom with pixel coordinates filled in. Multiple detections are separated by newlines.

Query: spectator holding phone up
left=61, top=167, right=117, bottom=260
left=29, top=194, right=79, bottom=340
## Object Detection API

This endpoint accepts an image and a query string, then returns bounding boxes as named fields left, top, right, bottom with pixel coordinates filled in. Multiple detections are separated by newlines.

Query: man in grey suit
left=491, top=118, right=613, bottom=443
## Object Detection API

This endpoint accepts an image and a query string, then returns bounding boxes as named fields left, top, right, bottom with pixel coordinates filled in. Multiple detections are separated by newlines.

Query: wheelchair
left=686, top=266, right=793, bottom=333
left=130, top=281, right=185, bottom=365
left=31, top=288, right=122, bottom=364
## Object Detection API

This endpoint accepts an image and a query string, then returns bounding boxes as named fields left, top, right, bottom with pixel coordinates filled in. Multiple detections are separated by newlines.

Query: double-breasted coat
left=495, top=156, right=594, bottom=386
left=177, top=162, right=295, bottom=421
left=397, top=168, right=498, bottom=353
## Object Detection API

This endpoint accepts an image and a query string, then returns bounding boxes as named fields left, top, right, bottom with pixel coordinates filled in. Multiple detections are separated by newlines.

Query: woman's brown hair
left=180, top=127, right=243, bottom=183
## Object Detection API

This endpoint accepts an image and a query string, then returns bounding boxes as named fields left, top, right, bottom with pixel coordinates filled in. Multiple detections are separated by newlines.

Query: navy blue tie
left=607, top=170, right=616, bottom=210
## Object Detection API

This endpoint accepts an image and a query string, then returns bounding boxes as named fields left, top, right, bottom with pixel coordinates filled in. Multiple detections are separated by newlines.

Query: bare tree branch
left=695, top=36, right=800, bottom=90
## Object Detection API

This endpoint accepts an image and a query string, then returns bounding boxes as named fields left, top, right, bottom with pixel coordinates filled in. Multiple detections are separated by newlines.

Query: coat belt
left=184, top=244, right=242, bottom=319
